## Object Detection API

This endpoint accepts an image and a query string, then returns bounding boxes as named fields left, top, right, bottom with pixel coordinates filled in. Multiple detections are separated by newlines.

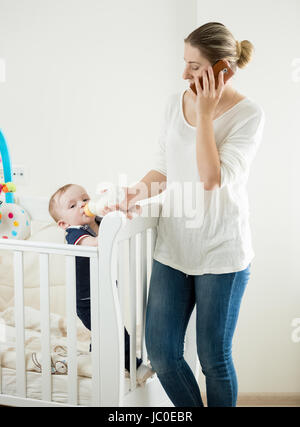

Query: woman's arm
left=196, top=115, right=221, bottom=191
left=193, top=65, right=225, bottom=190
left=126, top=169, right=167, bottom=208
left=100, top=169, right=166, bottom=219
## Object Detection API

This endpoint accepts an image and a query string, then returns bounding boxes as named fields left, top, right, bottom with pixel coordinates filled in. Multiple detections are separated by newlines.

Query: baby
left=48, top=183, right=154, bottom=386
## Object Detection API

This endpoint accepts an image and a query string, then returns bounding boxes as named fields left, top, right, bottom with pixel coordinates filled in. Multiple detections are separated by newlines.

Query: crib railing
left=0, top=204, right=162, bottom=407
left=97, top=208, right=160, bottom=406
left=115, top=215, right=158, bottom=392
left=0, top=239, right=98, bottom=406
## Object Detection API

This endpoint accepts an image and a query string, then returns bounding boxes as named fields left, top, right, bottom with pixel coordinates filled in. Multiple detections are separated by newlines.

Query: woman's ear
left=57, top=220, right=69, bottom=230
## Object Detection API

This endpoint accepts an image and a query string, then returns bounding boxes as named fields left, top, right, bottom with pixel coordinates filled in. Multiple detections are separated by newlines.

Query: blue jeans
left=145, top=259, right=251, bottom=407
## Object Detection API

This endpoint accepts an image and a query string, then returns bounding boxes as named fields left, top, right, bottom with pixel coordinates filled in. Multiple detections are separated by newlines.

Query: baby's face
left=56, top=185, right=93, bottom=229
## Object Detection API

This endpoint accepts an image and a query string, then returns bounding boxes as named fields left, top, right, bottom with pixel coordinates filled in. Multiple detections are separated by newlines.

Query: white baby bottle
left=84, top=184, right=125, bottom=217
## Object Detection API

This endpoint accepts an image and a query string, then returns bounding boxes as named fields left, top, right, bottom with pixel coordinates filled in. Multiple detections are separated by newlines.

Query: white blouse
left=152, top=90, right=265, bottom=275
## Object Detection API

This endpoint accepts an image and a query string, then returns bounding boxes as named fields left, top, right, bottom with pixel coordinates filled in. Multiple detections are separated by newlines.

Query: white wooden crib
left=0, top=196, right=198, bottom=407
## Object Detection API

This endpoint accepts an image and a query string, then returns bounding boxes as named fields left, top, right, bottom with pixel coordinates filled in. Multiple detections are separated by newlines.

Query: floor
left=1, top=393, right=300, bottom=407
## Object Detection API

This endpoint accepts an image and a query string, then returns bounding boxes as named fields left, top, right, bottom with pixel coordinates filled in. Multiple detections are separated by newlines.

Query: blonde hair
left=48, top=184, right=74, bottom=222
left=184, top=22, right=254, bottom=71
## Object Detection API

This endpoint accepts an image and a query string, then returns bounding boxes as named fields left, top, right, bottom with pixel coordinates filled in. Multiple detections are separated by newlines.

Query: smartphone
left=189, top=60, right=234, bottom=94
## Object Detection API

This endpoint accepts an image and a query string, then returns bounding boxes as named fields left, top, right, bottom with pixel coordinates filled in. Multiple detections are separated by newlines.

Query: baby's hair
left=48, top=183, right=74, bottom=222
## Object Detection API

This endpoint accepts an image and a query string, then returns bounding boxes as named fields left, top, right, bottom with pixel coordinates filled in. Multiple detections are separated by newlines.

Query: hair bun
left=236, top=40, right=254, bottom=69
left=236, top=41, right=242, bottom=58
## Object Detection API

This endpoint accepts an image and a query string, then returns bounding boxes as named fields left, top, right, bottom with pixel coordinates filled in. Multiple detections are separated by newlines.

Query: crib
left=0, top=194, right=199, bottom=407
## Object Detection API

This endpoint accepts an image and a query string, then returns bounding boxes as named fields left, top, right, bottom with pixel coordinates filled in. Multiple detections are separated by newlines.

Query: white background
left=0, top=0, right=299, bottom=393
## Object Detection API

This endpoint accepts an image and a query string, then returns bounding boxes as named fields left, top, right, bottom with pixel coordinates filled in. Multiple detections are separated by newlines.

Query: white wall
left=0, top=0, right=196, bottom=197
left=0, top=0, right=299, bottom=394
left=196, top=0, right=300, bottom=393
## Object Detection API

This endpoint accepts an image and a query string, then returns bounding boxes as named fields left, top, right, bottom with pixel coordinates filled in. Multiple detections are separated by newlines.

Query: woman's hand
left=99, top=187, right=142, bottom=220
left=118, top=186, right=142, bottom=219
left=189, top=62, right=226, bottom=119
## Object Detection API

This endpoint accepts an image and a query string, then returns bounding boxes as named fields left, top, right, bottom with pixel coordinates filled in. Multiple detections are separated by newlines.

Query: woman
left=105, top=22, right=265, bottom=407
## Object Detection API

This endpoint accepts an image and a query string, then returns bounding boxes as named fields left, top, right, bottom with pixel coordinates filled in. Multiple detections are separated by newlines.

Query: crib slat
left=14, top=251, right=26, bottom=398
left=150, top=227, right=157, bottom=269
left=117, top=240, right=127, bottom=325
left=117, top=239, right=129, bottom=385
left=140, top=230, right=148, bottom=362
left=65, top=256, right=78, bottom=405
left=129, top=236, right=137, bottom=391
left=148, top=228, right=157, bottom=293
left=39, top=254, right=52, bottom=402
left=90, top=257, right=101, bottom=406
left=135, top=233, right=142, bottom=358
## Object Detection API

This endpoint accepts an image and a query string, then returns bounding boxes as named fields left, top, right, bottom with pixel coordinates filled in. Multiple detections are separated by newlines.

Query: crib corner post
left=97, top=213, right=125, bottom=407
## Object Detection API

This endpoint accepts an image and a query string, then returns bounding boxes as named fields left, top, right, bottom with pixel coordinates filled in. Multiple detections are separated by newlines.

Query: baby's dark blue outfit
left=65, top=217, right=142, bottom=372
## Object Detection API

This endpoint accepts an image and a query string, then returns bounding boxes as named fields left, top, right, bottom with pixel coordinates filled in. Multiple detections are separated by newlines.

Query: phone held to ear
left=189, top=60, right=234, bottom=94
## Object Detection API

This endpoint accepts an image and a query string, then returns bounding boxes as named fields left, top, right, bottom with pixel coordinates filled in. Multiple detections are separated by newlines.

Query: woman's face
left=182, top=42, right=212, bottom=85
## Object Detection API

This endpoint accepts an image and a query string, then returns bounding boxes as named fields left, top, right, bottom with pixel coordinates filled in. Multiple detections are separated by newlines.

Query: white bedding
left=0, top=324, right=92, bottom=377
left=1, top=308, right=91, bottom=371
left=1, top=367, right=93, bottom=406
left=0, top=306, right=131, bottom=405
